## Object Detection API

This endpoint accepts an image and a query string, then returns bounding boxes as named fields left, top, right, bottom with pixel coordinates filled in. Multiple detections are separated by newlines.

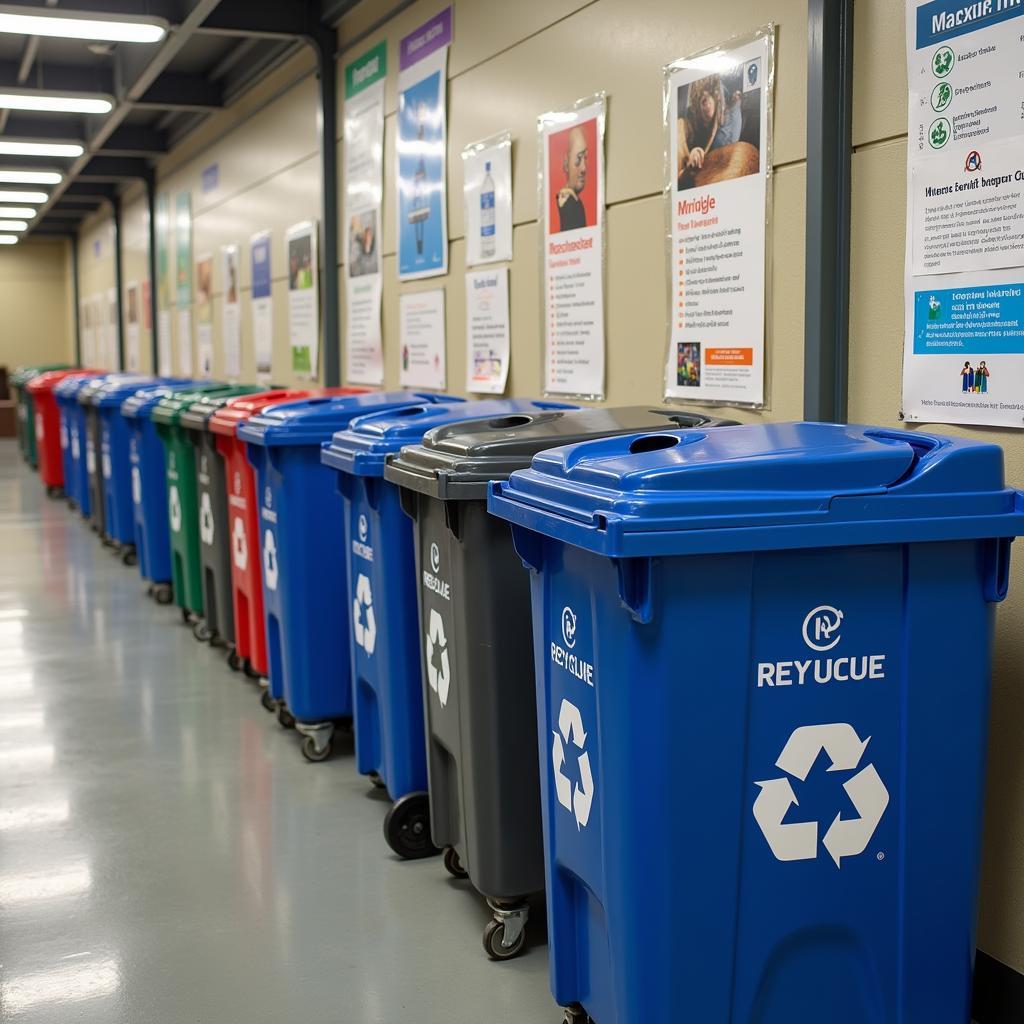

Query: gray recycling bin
left=384, top=406, right=736, bottom=960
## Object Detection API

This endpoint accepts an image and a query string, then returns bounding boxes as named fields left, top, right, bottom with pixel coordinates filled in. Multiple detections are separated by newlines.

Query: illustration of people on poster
left=397, top=7, right=451, bottom=281
left=195, top=254, right=214, bottom=378
left=221, top=245, right=241, bottom=380
left=250, top=231, right=273, bottom=381
left=903, top=0, right=1024, bottom=428
left=663, top=28, right=773, bottom=407
left=286, top=221, right=318, bottom=378
left=539, top=94, right=606, bottom=398
left=344, top=42, right=386, bottom=385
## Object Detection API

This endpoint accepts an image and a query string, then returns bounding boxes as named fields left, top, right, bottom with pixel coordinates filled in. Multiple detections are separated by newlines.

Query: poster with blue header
left=396, top=7, right=451, bottom=280
left=903, top=0, right=1024, bottom=427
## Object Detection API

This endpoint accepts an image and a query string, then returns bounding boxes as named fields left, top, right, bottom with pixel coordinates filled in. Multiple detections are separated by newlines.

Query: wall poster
left=663, top=27, right=774, bottom=408
left=465, top=266, right=511, bottom=394
left=107, top=287, right=120, bottom=370
left=399, top=289, right=446, bottom=389
left=195, top=253, right=214, bottom=378
left=251, top=230, right=273, bottom=382
left=902, top=0, right=1024, bottom=428
left=462, top=131, right=513, bottom=266
left=286, top=221, right=318, bottom=378
left=126, top=281, right=140, bottom=372
left=221, top=244, right=241, bottom=380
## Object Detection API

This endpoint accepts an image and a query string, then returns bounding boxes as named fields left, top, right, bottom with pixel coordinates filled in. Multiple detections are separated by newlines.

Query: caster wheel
left=193, top=620, right=214, bottom=643
left=260, top=690, right=276, bottom=713
left=227, top=649, right=243, bottom=672
left=277, top=705, right=295, bottom=729
left=121, top=548, right=137, bottom=567
left=46, top=485, right=63, bottom=499
left=368, top=771, right=387, bottom=790
left=443, top=846, right=468, bottom=879
left=383, top=793, right=438, bottom=860
left=153, top=583, right=173, bottom=605
left=562, top=1008, right=592, bottom=1024
left=244, top=659, right=262, bottom=680
left=181, top=607, right=191, bottom=625
left=301, top=734, right=332, bottom=763
left=483, top=918, right=527, bottom=961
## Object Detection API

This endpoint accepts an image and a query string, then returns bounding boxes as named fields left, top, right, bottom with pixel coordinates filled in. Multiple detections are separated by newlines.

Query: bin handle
left=983, top=537, right=1013, bottom=603
left=615, top=557, right=654, bottom=624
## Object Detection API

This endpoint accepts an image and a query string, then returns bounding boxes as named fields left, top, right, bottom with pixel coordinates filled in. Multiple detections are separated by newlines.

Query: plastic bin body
left=55, top=373, right=104, bottom=503
left=211, top=388, right=364, bottom=676
left=489, top=422, right=1024, bottom=1024
left=27, top=370, right=100, bottom=490
left=12, top=364, right=67, bottom=464
left=239, top=391, right=459, bottom=722
left=322, top=399, right=571, bottom=802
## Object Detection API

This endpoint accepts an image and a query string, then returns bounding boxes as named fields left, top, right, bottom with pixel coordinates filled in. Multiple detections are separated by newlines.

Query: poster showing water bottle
left=462, top=132, right=512, bottom=266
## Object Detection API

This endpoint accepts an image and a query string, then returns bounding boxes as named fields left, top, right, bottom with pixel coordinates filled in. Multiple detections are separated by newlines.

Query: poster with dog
left=664, top=28, right=774, bottom=407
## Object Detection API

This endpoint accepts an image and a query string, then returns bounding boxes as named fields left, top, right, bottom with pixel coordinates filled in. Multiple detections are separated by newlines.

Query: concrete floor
left=0, top=439, right=556, bottom=1023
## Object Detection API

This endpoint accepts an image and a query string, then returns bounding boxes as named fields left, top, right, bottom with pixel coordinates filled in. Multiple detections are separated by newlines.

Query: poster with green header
left=175, top=191, right=192, bottom=307
left=156, top=193, right=170, bottom=309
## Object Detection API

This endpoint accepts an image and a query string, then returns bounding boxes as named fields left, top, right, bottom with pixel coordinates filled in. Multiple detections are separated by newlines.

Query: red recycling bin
left=27, top=369, right=103, bottom=495
left=209, top=386, right=368, bottom=678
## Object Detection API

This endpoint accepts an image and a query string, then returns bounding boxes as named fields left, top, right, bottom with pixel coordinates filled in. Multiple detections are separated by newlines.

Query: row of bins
left=17, top=360, right=1024, bottom=1024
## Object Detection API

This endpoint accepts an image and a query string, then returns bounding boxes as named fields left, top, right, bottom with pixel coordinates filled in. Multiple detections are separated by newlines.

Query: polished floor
left=0, top=440, right=555, bottom=1023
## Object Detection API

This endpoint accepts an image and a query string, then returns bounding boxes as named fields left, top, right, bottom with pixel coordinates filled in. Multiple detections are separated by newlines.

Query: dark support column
left=70, top=235, right=82, bottom=366
left=803, top=0, right=854, bottom=423
left=112, top=198, right=126, bottom=371
left=145, top=170, right=160, bottom=374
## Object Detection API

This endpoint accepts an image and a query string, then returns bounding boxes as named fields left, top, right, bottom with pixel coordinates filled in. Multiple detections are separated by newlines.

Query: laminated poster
left=177, top=307, right=193, bottom=378
left=539, top=94, right=607, bottom=398
left=663, top=28, right=774, bottom=408
left=107, top=287, right=120, bottom=371
left=221, top=245, right=241, bottom=380
left=156, top=194, right=170, bottom=310
left=286, top=221, right=318, bottom=378
left=142, top=279, right=152, bottom=332
left=157, top=310, right=172, bottom=377
left=344, top=42, right=386, bottom=385
left=175, top=191, right=192, bottom=307
left=251, top=231, right=273, bottom=382
left=397, top=7, right=451, bottom=281
left=465, top=266, right=510, bottom=394
left=195, top=254, right=214, bottom=379
left=126, top=281, right=140, bottom=372
left=399, top=289, right=446, bottom=389
left=462, top=131, right=513, bottom=266
left=902, top=0, right=1024, bottom=428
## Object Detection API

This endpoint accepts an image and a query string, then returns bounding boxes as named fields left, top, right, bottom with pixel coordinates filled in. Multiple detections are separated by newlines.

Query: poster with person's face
left=664, top=28, right=774, bottom=409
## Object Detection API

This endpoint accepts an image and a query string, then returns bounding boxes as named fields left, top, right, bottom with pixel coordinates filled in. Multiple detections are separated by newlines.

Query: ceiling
left=0, top=0, right=360, bottom=238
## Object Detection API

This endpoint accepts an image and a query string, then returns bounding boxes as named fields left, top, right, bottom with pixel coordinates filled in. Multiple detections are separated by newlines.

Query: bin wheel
left=300, top=734, right=332, bottom=763
left=180, top=607, right=192, bottom=625
left=383, top=793, right=438, bottom=860
left=121, top=547, right=137, bottom=567
left=277, top=705, right=295, bottom=729
left=562, top=1007, right=592, bottom=1024
left=443, top=846, right=468, bottom=879
left=483, top=918, right=527, bottom=961
left=46, top=485, right=63, bottom=499
left=368, top=771, right=387, bottom=790
left=227, top=649, right=243, bottom=672
left=193, top=619, right=214, bottom=643
left=153, top=583, right=173, bottom=605
left=260, top=690, right=276, bottom=713
left=244, top=659, right=261, bottom=680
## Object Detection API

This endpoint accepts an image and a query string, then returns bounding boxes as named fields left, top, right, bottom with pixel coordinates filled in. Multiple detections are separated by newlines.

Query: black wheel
left=180, top=607, right=191, bottom=625
left=483, top=918, right=527, bottom=961
left=46, top=485, right=63, bottom=499
left=443, top=846, right=468, bottom=879
left=383, top=793, right=438, bottom=860
left=277, top=705, right=295, bottom=729
left=244, top=659, right=261, bottom=680
left=193, top=619, right=214, bottom=643
left=368, top=771, right=386, bottom=790
left=301, top=734, right=332, bottom=763
left=227, top=649, right=243, bottom=672
left=121, top=547, right=137, bottom=567
left=260, top=689, right=276, bottom=713
left=562, top=1008, right=592, bottom=1024
left=154, top=583, right=173, bottom=605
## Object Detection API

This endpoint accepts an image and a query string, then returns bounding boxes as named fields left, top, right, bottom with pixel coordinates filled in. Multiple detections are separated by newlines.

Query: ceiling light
left=0, top=220, right=28, bottom=231
left=0, top=236, right=16, bottom=245
left=0, top=168, right=61, bottom=185
left=0, top=90, right=113, bottom=115
left=0, top=140, right=83, bottom=158
left=0, top=190, right=47, bottom=203
left=0, top=207, right=36, bottom=218
left=0, top=7, right=167, bottom=43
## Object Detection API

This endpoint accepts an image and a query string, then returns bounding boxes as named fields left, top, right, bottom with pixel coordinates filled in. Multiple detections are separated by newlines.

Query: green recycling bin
left=12, top=364, right=69, bottom=465
left=152, top=384, right=242, bottom=627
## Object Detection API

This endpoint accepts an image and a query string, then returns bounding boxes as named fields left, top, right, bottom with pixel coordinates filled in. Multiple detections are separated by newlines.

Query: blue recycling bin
left=490, top=422, right=1024, bottom=1024
left=121, top=381, right=205, bottom=602
left=55, top=373, right=104, bottom=512
left=239, top=391, right=461, bottom=762
left=321, top=398, right=575, bottom=855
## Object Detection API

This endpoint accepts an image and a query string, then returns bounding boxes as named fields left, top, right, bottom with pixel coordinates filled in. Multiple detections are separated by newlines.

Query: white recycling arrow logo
left=35, top=412, right=44, bottom=440
left=102, top=449, right=111, bottom=480
left=552, top=698, right=594, bottom=830
left=71, top=432, right=80, bottom=460
left=131, top=466, right=142, bottom=506
left=425, top=608, right=450, bottom=706
left=168, top=484, right=182, bottom=534
left=262, top=529, right=279, bottom=591
left=232, top=516, right=248, bottom=572
left=60, top=422, right=69, bottom=450
left=352, top=573, right=377, bottom=655
left=199, top=491, right=215, bottom=546
left=753, top=722, right=889, bottom=868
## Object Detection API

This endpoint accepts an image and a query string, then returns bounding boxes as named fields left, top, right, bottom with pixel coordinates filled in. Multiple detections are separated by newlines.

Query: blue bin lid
left=78, top=373, right=154, bottom=407
left=120, top=380, right=206, bottom=420
left=488, top=422, right=1024, bottom=557
left=54, top=372, right=105, bottom=401
left=239, top=391, right=461, bottom=448
left=321, top=399, right=576, bottom=477
left=94, top=376, right=181, bottom=409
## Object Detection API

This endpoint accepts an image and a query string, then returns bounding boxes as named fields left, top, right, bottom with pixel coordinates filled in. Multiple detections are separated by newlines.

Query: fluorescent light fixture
left=0, top=90, right=113, bottom=115
left=1, top=955, right=120, bottom=1014
left=0, top=234, right=19, bottom=245
left=0, top=169, right=62, bottom=185
left=0, top=140, right=83, bottom=158
left=0, top=219, right=28, bottom=231
left=0, top=207, right=36, bottom=218
left=0, top=190, right=47, bottom=203
left=0, top=7, right=167, bottom=43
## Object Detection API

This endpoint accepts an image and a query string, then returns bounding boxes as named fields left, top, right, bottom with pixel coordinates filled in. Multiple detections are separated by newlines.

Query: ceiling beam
left=97, top=125, right=168, bottom=157
left=62, top=183, right=119, bottom=201
left=77, top=156, right=150, bottom=181
left=0, top=61, right=115, bottom=95
left=197, top=0, right=310, bottom=38
left=132, top=74, right=224, bottom=112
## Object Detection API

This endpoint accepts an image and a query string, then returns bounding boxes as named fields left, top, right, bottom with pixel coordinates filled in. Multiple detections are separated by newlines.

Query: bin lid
left=11, top=364, right=69, bottom=386
left=488, top=421, right=1024, bottom=557
left=94, top=376, right=179, bottom=408
left=54, top=372, right=106, bottom=400
left=208, top=387, right=365, bottom=437
left=78, top=373, right=152, bottom=406
left=151, top=385, right=242, bottom=427
left=26, top=368, right=103, bottom=395
left=322, top=399, right=577, bottom=478
left=239, top=391, right=461, bottom=448
left=179, top=386, right=264, bottom=433
left=120, top=380, right=207, bottom=420
left=384, top=406, right=737, bottom=500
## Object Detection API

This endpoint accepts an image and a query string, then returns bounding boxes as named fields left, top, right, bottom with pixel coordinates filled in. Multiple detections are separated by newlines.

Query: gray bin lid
left=383, top=405, right=737, bottom=500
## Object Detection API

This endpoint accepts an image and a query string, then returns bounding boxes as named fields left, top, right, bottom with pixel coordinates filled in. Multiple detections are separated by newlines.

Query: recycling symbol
left=86, top=440, right=96, bottom=474
left=168, top=484, right=182, bottom=534
left=131, top=466, right=142, bottom=506
left=352, top=573, right=377, bottom=655
left=232, top=516, right=248, bottom=571
left=753, top=723, right=889, bottom=868
left=60, top=422, right=69, bottom=450
left=199, top=491, right=215, bottom=546
left=263, top=528, right=279, bottom=591
left=102, top=449, right=112, bottom=480
left=35, top=412, right=44, bottom=440
left=425, top=608, right=450, bottom=706
left=233, top=471, right=242, bottom=495
left=551, top=698, right=594, bottom=830
left=71, top=433, right=80, bottom=460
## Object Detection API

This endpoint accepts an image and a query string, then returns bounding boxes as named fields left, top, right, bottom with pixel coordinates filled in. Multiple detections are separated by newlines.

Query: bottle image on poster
left=462, top=131, right=513, bottom=267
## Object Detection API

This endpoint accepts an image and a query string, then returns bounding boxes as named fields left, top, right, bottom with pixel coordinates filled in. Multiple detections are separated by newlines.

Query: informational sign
left=397, top=7, right=451, bottom=280
left=903, top=0, right=1024, bottom=428
left=251, top=230, right=273, bottom=380
left=107, top=287, right=120, bottom=370
left=175, top=191, right=192, bottom=307
left=156, top=194, right=170, bottom=310
left=126, top=281, right=140, bottom=372
left=195, top=253, right=214, bottom=379
left=463, top=131, right=513, bottom=266
left=157, top=309, right=172, bottom=377
left=663, top=28, right=773, bottom=408
left=141, top=279, right=152, bottom=331
left=177, top=308, right=193, bottom=378
left=465, top=267, right=510, bottom=394
left=399, top=289, right=446, bottom=389
left=221, top=244, right=241, bottom=380
left=344, top=42, right=387, bottom=385
left=539, top=94, right=607, bottom=398
left=286, top=221, right=318, bottom=378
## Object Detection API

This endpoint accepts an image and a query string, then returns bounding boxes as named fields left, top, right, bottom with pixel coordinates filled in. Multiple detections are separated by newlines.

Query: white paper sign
left=286, top=221, right=319, bottom=379
left=539, top=95, right=607, bottom=398
left=399, top=289, right=446, bottom=389
left=158, top=309, right=172, bottom=376
left=251, top=230, right=273, bottom=382
left=463, top=132, right=513, bottom=266
left=465, top=267, right=511, bottom=394
left=663, top=30, right=773, bottom=407
left=176, top=308, right=193, bottom=377
left=902, top=1, right=1024, bottom=427
left=107, top=287, right=120, bottom=371
left=221, top=244, right=241, bottom=380
left=125, top=281, right=140, bottom=372
left=197, top=321, right=214, bottom=378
